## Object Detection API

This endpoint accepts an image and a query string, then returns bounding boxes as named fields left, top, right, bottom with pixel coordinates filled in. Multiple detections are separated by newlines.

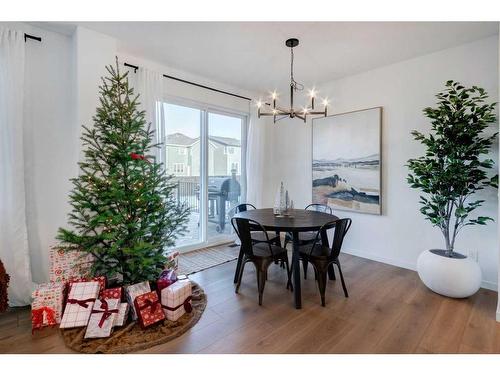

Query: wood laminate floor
left=1, top=253, right=500, bottom=354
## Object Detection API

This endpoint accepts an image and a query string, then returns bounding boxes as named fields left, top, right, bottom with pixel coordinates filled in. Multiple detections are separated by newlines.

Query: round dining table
left=233, top=208, right=339, bottom=309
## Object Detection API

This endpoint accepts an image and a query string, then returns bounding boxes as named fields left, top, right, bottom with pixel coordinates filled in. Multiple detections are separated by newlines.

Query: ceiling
left=43, top=22, right=498, bottom=94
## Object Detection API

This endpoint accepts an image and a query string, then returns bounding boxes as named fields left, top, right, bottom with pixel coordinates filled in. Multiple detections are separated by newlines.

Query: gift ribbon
left=66, top=297, right=96, bottom=308
left=31, top=307, right=57, bottom=334
left=141, top=298, right=160, bottom=314
left=161, top=296, right=192, bottom=313
left=91, top=299, right=119, bottom=328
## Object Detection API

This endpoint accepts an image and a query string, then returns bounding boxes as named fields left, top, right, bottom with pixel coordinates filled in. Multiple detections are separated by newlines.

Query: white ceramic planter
left=416, top=249, right=481, bottom=298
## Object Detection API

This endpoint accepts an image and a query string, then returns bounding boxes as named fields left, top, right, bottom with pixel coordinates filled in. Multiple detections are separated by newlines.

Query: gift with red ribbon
left=84, top=298, right=120, bottom=339
left=60, top=281, right=100, bottom=328
left=31, top=282, right=65, bottom=332
left=134, top=291, right=165, bottom=329
left=160, top=279, right=192, bottom=322
left=69, top=275, right=107, bottom=297
left=157, top=269, right=177, bottom=292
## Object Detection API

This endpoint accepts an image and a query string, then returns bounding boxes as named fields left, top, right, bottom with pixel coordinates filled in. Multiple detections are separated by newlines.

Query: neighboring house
left=165, top=133, right=241, bottom=177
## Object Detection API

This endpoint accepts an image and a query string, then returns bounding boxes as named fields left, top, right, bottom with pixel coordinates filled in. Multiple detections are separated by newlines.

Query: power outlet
left=467, top=249, right=479, bottom=262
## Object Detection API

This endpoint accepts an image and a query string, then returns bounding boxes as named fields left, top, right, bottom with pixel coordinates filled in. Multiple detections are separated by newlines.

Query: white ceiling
left=44, top=22, right=498, bottom=94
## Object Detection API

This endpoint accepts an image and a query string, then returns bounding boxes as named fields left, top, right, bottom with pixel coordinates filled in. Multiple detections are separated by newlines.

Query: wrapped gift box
left=165, top=250, right=179, bottom=272
left=113, top=302, right=129, bottom=327
left=69, top=276, right=106, bottom=296
left=160, top=279, right=192, bottom=322
left=31, top=282, right=65, bottom=332
left=134, top=291, right=165, bottom=329
left=49, top=247, right=94, bottom=283
left=84, top=298, right=120, bottom=339
left=124, top=281, right=151, bottom=320
left=60, top=281, right=100, bottom=328
left=100, top=287, right=122, bottom=300
left=157, top=269, right=177, bottom=292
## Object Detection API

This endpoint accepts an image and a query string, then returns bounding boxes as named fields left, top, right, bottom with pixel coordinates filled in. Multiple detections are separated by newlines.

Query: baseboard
left=343, top=248, right=498, bottom=292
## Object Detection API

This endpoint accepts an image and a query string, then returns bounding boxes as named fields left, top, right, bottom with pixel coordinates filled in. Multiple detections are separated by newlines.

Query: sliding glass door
left=161, top=100, right=246, bottom=251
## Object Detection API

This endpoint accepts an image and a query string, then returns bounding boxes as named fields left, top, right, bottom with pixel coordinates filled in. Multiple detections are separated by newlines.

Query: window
left=160, top=101, right=247, bottom=251
left=173, top=163, right=185, bottom=174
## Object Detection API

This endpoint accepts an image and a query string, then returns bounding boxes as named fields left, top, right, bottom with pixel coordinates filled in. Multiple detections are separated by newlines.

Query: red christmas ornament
left=129, top=153, right=150, bottom=163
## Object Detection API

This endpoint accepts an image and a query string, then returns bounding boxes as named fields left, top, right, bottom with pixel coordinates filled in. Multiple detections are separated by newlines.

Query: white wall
left=265, top=36, right=499, bottom=290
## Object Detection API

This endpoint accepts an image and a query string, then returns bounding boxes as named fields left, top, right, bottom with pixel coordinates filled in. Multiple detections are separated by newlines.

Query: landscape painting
left=312, top=107, right=381, bottom=215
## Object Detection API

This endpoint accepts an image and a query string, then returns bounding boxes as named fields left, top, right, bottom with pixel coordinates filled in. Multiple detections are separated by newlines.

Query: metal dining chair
left=230, top=203, right=281, bottom=283
left=297, top=218, right=352, bottom=306
left=231, top=217, right=292, bottom=305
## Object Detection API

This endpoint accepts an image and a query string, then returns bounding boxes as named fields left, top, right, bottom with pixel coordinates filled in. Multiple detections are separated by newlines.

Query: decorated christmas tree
left=57, top=61, right=189, bottom=284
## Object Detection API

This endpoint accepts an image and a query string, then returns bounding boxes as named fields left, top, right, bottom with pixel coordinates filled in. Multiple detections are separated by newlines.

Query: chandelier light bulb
left=309, top=89, right=317, bottom=98
left=271, top=91, right=277, bottom=100
left=322, top=98, right=329, bottom=106
left=256, top=100, right=262, bottom=108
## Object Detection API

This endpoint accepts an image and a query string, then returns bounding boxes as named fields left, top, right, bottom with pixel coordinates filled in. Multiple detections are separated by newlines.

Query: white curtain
left=246, top=110, right=267, bottom=208
left=0, top=28, right=33, bottom=306
left=134, top=66, right=164, bottom=161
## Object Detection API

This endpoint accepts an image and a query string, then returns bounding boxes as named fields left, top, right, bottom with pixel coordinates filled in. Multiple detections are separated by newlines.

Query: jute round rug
left=60, top=282, right=207, bottom=353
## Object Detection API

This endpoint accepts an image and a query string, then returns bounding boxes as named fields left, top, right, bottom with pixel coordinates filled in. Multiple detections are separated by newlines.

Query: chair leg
left=235, top=260, right=246, bottom=294
left=328, top=264, right=336, bottom=280
left=284, top=256, right=293, bottom=291
left=256, top=268, right=267, bottom=306
left=316, top=266, right=328, bottom=307
left=302, top=259, right=309, bottom=280
left=335, top=260, right=349, bottom=298
left=233, top=247, right=244, bottom=283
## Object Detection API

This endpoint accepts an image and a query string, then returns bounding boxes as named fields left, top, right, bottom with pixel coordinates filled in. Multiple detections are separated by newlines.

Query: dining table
left=233, top=208, right=339, bottom=309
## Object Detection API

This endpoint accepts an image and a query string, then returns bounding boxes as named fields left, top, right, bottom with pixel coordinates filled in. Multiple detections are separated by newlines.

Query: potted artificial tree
left=407, top=80, right=497, bottom=298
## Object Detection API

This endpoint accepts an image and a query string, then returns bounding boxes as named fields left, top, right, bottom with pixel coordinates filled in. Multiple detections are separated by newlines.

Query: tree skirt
left=60, top=282, right=207, bottom=353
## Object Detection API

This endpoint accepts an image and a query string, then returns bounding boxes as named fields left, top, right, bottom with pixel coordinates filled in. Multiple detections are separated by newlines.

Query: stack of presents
left=31, top=249, right=191, bottom=339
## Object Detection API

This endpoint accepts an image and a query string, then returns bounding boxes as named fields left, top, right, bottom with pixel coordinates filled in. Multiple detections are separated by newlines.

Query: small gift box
left=165, top=250, right=179, bottom=272
left=124, top=281, right=151, bottom=320
left=49, top=247, right=94, bottom=283
left=60, top=281, right=100, bottom=328
left=69, top=275, right=107, bottom=296
left=157, top=269, right=177, bottom=292
left=160, top=279, right=192, bottom=322
left=31, top=282, right=65, bottom=332
left=134, top=291, right=165, bottom=329
left=113, top=303, right=129, bottom=327
left=84, top=298, right=120, bottom=339
left=100, top=287, right=122, bottom=300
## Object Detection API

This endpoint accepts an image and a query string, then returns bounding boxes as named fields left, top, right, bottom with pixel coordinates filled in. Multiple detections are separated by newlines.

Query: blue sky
left=164, top=103, right=242, bottom=140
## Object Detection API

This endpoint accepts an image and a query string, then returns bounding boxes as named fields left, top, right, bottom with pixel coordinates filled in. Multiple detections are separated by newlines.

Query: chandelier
left=257, top=38, right=329, bottom=123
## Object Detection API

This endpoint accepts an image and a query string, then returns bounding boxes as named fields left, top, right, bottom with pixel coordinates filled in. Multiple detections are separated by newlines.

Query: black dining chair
left=230, top=204, right=281, bottom=283
left=298, top=218, right=352, bottom=306
left=283, top=203, right=333, bottom=276
left=231, top=217, right=292, bottom=305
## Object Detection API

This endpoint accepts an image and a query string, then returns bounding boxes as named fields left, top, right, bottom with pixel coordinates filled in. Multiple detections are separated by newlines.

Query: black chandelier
left=257, top=38, right=329, bottom=123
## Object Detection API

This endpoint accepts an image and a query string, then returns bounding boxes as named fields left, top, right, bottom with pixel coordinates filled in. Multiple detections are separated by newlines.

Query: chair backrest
left=231, top=217, right=274, bottom=257
left=228, top=203, right=256, bottom=218
left=309, top=218, right=352, bottom=258
left=305, top=203, right=333, bottom=215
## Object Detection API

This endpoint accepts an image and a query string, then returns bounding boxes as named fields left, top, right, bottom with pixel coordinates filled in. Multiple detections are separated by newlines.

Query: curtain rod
left=123, top=62, right=252, bottom=102
left=24, top=33, right=41, bottom=43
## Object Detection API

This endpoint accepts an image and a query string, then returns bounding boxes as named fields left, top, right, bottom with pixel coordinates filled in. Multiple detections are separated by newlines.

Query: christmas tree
left=57, top=61, right=189, bottom=284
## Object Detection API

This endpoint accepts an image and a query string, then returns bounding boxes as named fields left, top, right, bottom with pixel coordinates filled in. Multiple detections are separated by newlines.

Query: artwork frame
left=312, top=107, right=382, bottom=215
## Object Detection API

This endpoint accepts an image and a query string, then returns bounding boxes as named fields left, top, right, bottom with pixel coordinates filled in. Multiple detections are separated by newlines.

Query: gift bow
left=161, top=296, right=192, bottom=313
left=91, top=299, right=119, bottom=328
left=141, top=298, right=160, bottom=314
left=66, top=297, right=96, bottom=309
left=31, top=307, right=57, bottom=333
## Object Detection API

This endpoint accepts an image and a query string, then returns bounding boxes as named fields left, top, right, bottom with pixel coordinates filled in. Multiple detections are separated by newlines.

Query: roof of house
left=165, top=133, right=196, bottom=146
left=165, top=133, right=240, bottom=147
left=209, top=136, right=241, bottom=147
